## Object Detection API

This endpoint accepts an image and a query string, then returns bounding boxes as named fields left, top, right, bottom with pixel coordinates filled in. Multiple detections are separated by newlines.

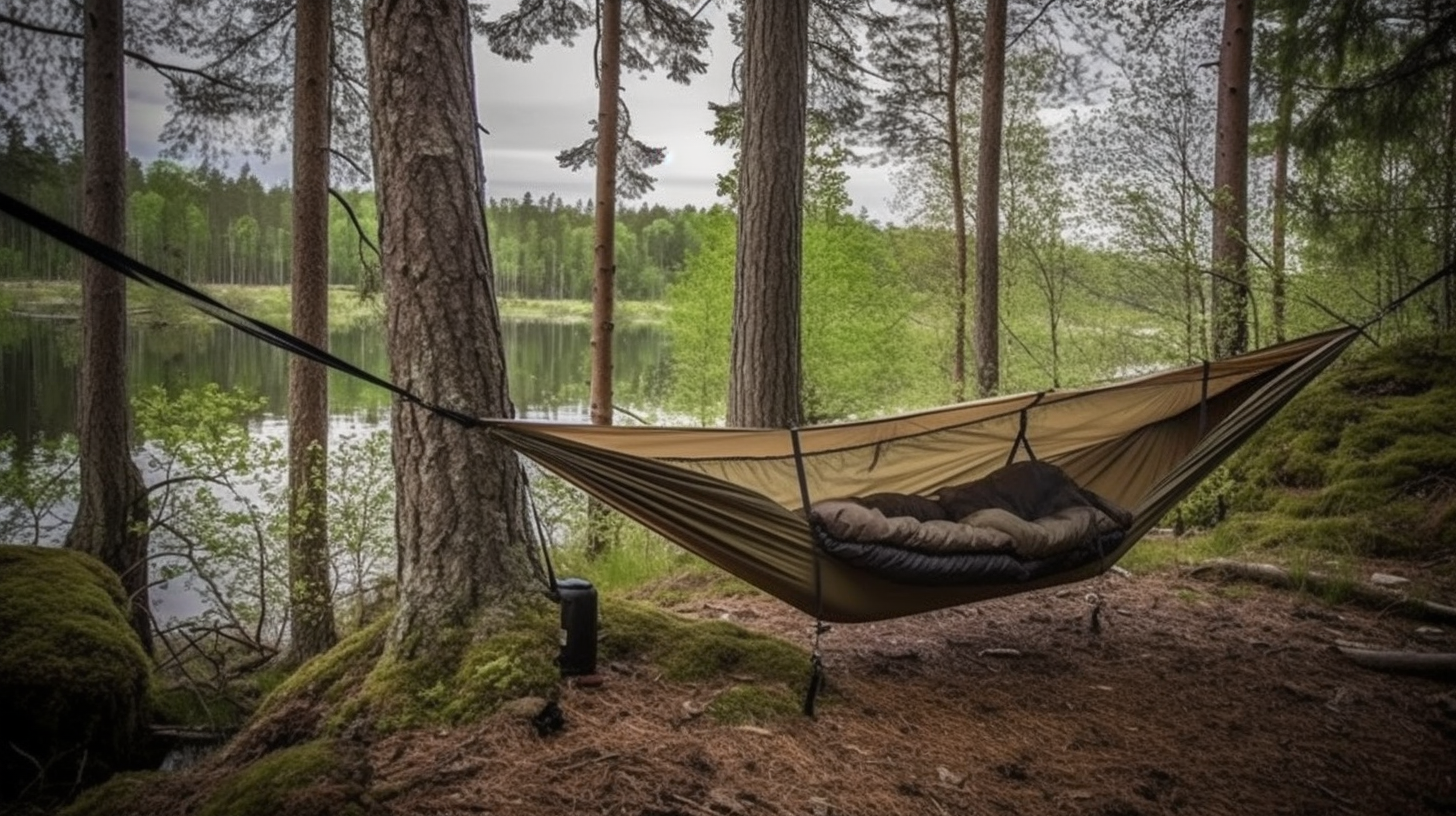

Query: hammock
left=481, top=327, right=1359, bottom=622
left=0, top=191, right=1367, bottom=623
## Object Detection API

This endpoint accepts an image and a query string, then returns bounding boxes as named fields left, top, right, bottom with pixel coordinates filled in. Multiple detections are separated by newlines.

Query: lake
left=0, top=313, right=673, bottom=442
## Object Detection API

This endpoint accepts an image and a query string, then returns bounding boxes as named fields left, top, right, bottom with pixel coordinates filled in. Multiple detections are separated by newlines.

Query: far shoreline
left=0, top=280, right=669, bottom=328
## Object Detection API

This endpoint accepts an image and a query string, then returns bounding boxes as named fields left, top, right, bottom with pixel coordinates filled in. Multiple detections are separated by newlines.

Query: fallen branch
left=1190, top=559, right=1456, bottom=624
left=1336, top=648, right=1456, bottom=680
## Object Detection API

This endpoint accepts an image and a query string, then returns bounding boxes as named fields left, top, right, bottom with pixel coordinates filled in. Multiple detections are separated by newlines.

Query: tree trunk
left=1211, top=0, right=1254, bottom=359
left=288, top=0, right=337, bottom=659
left=364, top=0, right=540, bottom=655
left=587, top=0, right=622, bottom=555
left=1269, top=1, right=1302, bottom=345
left=945, top=0, right=969, bottom=403
left=1443, top=67, right=1456, bottom=330
left=973, top=0, right=1007, bottom=399
left=590, top=0, right=621, bottom=429
left=67, top=0, right=152, bottom=655
left=728, top=0, right=808, bottom=429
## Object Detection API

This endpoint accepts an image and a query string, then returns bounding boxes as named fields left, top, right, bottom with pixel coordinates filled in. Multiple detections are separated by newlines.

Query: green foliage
left=132, top=384, right=397, bottom=676
left=0, top=433, right=78, bottom=545
left=0, top=547, right=154, bottom=798
left=665, top=210, right=939, bottom=423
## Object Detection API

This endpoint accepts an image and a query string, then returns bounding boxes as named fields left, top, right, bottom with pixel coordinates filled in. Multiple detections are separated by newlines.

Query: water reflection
left=0, top=314, right=671, bottom=440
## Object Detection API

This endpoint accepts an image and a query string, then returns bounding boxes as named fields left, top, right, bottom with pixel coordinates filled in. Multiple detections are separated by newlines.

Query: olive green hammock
left=479, top=328, right=1358, bottom=622
left=0, top=189, right=1369, bottom=624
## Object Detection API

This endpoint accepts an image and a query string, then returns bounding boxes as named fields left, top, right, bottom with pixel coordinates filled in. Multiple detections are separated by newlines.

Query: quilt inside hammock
left=808, top=461, right=1135, bottom=587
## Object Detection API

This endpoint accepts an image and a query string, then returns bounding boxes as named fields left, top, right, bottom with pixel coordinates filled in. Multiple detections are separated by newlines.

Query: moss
left=56, top=772, right=161, bottom=816
left=598, top=598, right=807, bottom=685
left=338, top=599, right=560, bottom=733
left=1214, top=331, right=1456, bottom=561
left=0, top=547, right=154, bottom=799
left=197, top=740, right=366, bottom=816
left=707, top=685, right=800, bottom=724
left=257, top=614, right=391, bottom=722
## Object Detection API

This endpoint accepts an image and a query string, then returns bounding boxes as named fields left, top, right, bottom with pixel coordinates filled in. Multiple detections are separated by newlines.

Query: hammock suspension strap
left=1006, top=393, right=1045, bottom=466
left=1199, top=360, right=1211, bottom=438
left=790, top=426, right=827, bottom=717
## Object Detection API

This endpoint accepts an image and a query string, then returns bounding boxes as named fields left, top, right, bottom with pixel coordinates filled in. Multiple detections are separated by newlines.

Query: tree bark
left=67, top=0, right=152, bottom=655
left=364, top=0, right=540, bottom=654
left=590, top=0, right=620, bottom=429
left=287, top=0, right=337, bottom=659
left=945, top=0, right=969, bottom=403
left=587, top=0, right=622, bottom=556
left=1269, top=1, right=1302, bottom=345
left=728, top=0, right=808, bottom=429
left=1211, top=0, right=1254, bottom=359
left=973, top=0, right=1007, bottom=399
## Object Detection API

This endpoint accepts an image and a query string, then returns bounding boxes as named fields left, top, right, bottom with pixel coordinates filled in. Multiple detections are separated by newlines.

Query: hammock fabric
left=0, top=190, right=1364, bottom=624
left=483, top=327, right=1359, bottom=622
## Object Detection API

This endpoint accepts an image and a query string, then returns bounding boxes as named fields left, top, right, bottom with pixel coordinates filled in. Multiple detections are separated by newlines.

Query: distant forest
left=0, top=133, right=707, bottom=300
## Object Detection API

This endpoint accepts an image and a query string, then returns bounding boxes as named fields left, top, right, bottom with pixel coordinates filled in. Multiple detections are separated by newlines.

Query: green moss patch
left=706, top=685, right=801, bottom=724
left=1212, top=332, right=1456, bottom=561
left=0, top=546, right=154, bottom=799
left=57, top=772, right=163, bottom=816
left=197, top=739, right=369, bottom=816
left=350, top=604, right=559, bottom=732
left=599, top=598, right=807, bottom=685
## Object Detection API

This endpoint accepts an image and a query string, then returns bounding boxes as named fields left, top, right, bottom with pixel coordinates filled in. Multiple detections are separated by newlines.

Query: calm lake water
left=0, top=313, right=672, bottom=442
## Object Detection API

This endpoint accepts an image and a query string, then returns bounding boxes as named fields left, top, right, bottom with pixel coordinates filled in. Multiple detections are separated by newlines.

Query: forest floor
left=131, top=551, right=1456, bottom=816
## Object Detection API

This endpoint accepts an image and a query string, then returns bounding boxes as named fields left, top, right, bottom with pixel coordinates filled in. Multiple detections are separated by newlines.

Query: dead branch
left=1336, top=648, right=1456, bottom=681
left=1189, top=559, right=1456, bottom=625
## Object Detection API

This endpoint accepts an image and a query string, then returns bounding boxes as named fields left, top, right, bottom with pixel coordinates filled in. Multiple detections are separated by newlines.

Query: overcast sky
left=122, top=11, right=902, bottom=223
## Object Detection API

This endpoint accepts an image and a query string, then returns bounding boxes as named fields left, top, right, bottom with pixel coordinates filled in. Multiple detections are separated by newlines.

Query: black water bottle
left=555, top=578, right=598, bottom=677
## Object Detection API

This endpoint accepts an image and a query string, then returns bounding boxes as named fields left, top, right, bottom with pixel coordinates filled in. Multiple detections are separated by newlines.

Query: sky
left=121, top=9, right=904, bottom=223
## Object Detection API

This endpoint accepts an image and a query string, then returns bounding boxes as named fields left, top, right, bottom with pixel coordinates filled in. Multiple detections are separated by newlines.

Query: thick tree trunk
left=288, top=0, right=337, bottom=659
left=1211, top=0, right=1254, bottom=359
left=945, top=0, right=969, bottom=403
left=728, top=0, right=808, bottom=429
left=67, top=0, right=152, bottom=655
left=364, top=0, right=540, bottom=654
left=973, top=0, right=1007, bottom=399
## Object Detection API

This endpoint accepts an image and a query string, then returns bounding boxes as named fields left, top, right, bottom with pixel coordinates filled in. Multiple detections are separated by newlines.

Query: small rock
left=937, top=766, right=965, bottom=787
left=682, top=700, right=706, bottom=718
left=809, top=796, right=832, bottom=816
left=1110, top=565, right=1132, bottom=578
left=1370, top=572, right=1410, bottom=587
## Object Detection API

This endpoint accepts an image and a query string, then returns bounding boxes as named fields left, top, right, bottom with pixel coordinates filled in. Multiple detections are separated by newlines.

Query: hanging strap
left=1198, top=360, right=1211, bottom=438
left=1005, top=392, right=1045, bottom=466
left=789, top=426, right=827, bottom=717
